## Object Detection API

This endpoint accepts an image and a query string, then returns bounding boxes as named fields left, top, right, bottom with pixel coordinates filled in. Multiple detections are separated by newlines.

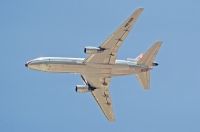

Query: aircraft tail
left=136, top=41, right=162, bottom=89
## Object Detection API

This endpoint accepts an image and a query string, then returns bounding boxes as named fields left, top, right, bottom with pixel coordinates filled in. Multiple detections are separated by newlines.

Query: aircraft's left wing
left=81, top=74, right=115, bottom=121
left=84, top=8, right=144, bottom=64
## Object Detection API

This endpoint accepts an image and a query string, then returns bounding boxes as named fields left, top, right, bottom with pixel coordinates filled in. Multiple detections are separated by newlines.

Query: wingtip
left=106, top=113, right=115, bottom=122
left=137, top=7, right=144, bottom=12
left=153, top=40, right=163, bottom=47
left=156, top=40, right=163, bottom=46
left=133, top=7, right=144, bottom=16
left=158, top=40, right=163, bottom=44
left=108, top=117, right=116, bottom=122
left=131, top=7, right=144, bottom=18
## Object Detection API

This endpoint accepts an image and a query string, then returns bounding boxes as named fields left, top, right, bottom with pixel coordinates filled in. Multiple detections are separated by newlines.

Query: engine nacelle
left=75, top=85, right=90, bottom=93
left=84, top=46, right=105, bottom=54
left=152, top=62, right=159, bottom=66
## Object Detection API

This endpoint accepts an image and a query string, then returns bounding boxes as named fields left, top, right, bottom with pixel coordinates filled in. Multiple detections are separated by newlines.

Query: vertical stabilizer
left=136, top=41, right=162, bottom=89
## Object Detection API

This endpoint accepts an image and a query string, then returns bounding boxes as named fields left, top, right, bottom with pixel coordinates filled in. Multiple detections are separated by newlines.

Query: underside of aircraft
left=26, top=7, right=162, bottom=121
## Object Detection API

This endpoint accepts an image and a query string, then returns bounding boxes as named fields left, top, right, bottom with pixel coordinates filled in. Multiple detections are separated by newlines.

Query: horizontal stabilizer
left=136, top=71, right=150, bottom=89
left=137, top=41, right=162, bottom=66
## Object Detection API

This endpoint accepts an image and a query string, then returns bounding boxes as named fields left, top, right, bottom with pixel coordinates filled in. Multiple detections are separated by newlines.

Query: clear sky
left=1, top=0, right=200, bottom=132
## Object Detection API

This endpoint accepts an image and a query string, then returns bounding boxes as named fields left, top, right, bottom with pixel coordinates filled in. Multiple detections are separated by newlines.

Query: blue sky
left=1, top=0, right=200, bottom=132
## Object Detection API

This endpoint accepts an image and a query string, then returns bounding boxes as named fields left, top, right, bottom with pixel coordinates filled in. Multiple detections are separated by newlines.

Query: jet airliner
left=25, top=8, right=162, bottom=121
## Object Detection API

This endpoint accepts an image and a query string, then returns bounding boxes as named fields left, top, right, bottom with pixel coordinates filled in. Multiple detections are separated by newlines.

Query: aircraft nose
left=25, top=62, right=30, bottom=67
left=25, top=63, right=28, bottom=67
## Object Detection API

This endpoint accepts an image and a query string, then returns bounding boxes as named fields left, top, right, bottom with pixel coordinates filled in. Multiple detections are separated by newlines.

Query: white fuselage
left=26, top=57, right=147, bottom=76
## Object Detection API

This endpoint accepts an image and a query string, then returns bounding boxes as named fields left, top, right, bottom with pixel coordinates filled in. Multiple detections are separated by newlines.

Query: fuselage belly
left=26, top=57, right=141, bottom=76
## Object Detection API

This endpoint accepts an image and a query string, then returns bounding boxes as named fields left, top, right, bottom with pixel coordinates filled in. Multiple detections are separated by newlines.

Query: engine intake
left=84, top=46, right=105, bottom=54
left=75, top=85, right=90, bottom=93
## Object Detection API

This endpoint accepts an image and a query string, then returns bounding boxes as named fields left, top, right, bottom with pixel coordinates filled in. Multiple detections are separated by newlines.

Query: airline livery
left=25, top=8, right=162, bottom=121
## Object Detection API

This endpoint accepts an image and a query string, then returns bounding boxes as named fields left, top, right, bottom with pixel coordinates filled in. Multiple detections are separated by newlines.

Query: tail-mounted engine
left=84, top=46, right=105, bottom=54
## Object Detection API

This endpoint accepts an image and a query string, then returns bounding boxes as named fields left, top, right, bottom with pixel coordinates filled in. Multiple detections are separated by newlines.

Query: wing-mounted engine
left=152, top=62, right=159, bottom=66
left=75, top=85, right=90, bottom=93
left=84, top=46, right=105, bottom=54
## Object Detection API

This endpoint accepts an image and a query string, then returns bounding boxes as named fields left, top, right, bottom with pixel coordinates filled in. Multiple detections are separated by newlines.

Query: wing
left=81, top=74, right=115, bottom=121
left=84, top=8, right=144, bottom=64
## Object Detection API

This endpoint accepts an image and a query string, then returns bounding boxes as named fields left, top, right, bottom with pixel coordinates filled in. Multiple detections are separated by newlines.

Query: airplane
left=25, top=7, right=162, bottom=121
